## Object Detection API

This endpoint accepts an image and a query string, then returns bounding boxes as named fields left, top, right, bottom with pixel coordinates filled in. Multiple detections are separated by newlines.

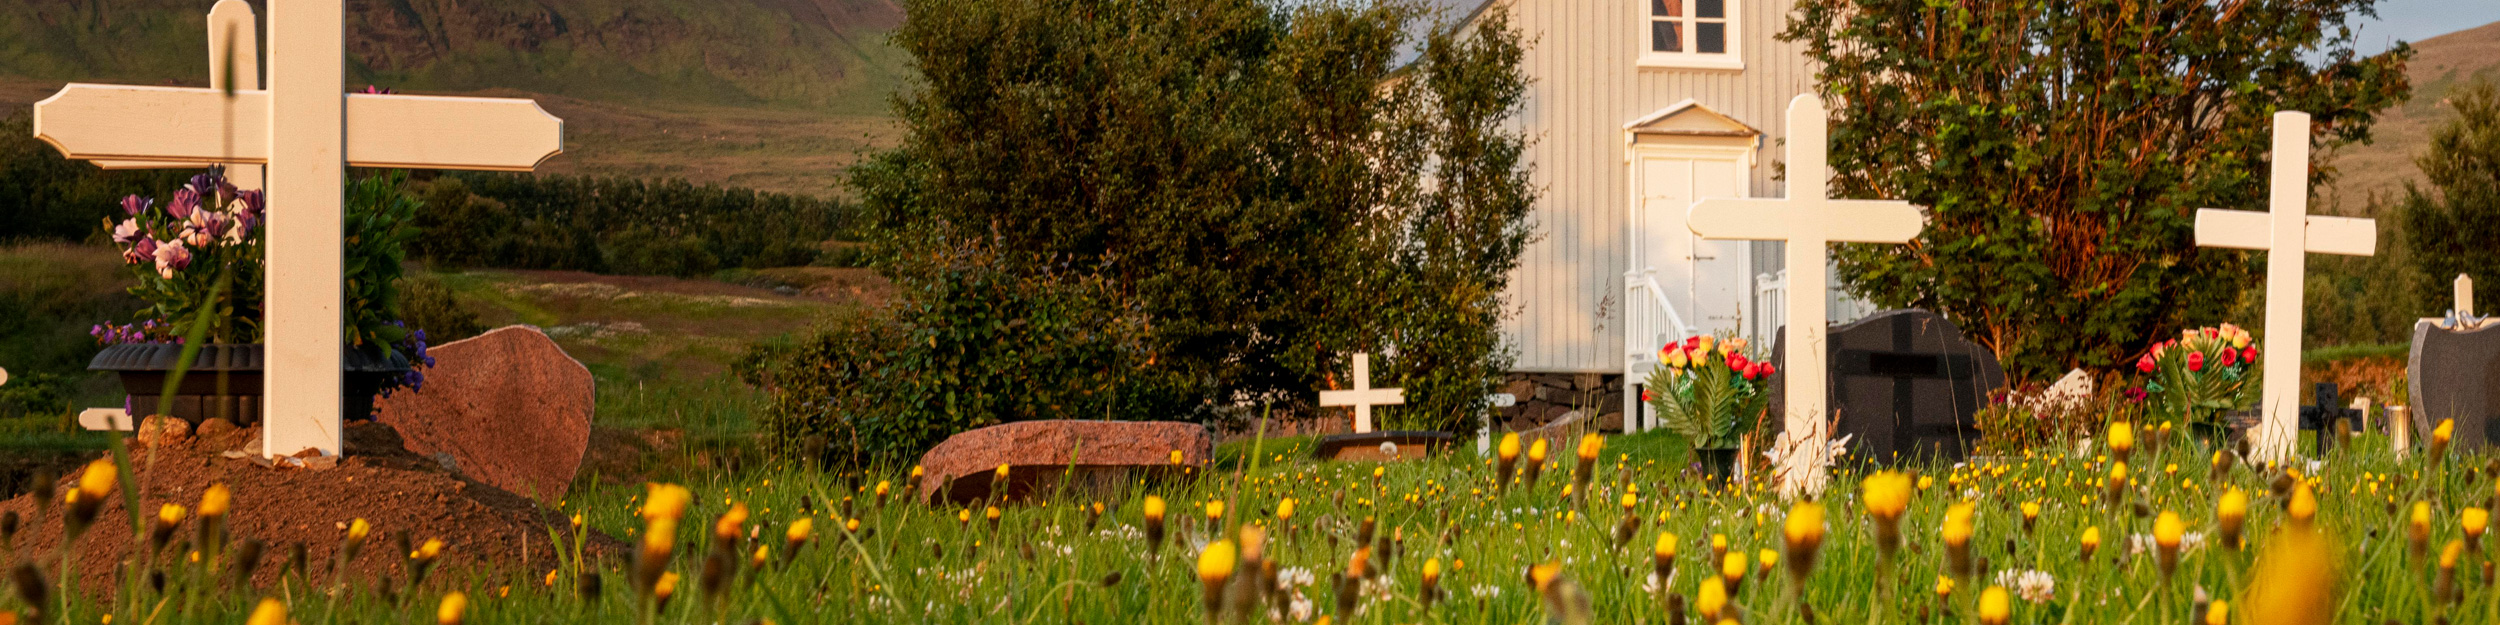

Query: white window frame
left=1636, top=0, right=1744, bottom=70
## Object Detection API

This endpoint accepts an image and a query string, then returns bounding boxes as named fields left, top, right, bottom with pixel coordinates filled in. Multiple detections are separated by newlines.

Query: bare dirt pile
left=0, top=420, right=620, bottom=599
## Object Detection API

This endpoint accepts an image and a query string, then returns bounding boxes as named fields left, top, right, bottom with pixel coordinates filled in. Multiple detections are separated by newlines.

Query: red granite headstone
left=375, top=326, right=593, bottom=503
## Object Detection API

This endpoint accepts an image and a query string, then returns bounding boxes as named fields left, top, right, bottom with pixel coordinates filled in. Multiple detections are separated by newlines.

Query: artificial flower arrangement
left=2133, top=323, right=2259, bottom=434
left=1643, top=334, right=1775, bottom=451
left=96, top=168, right=437, bottom=402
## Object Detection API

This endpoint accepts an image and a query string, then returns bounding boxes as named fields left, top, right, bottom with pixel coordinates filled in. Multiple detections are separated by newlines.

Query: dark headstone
left=2408, top=319, right=2500, bottom=451
left=915, top=420, right=1212, bottom=505
left=1312, top=431, right=1457, bottom=461
left=1767, top=309, right=2006, bottom=465
left=2299, top=382, right=2360, bottom=454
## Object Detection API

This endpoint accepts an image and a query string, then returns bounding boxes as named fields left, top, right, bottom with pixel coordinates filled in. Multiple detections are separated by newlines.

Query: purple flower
left=121, top=195, right=154, bottom=216
left=168, top=187, right=200, bottom=220
left=153, top=239, right=192, bottom=278
left=125, top=237, right=158, bottom=265
left=361, top=85, right=398, bottom=94
left=234, top=190, right=265, bottom=225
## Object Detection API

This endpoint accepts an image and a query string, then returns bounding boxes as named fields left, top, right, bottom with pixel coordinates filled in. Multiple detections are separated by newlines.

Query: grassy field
left=3, top=418, right=2488, bottom=625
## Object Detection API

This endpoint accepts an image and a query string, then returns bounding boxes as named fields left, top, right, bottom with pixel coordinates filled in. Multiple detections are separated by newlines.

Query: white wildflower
left=1992, top=569, right=2056, bottom=603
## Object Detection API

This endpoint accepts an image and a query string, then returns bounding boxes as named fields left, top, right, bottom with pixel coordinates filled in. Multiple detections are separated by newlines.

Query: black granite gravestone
left=1767, top=310, right=2006, bottom=465
left=2299, top=382, right=2359, bottom=455
left=2408, top=319, right=2500, bottom=451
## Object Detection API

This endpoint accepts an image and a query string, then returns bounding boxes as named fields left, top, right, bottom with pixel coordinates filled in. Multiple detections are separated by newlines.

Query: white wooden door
left=1636, top=154, right=1747, bottom=338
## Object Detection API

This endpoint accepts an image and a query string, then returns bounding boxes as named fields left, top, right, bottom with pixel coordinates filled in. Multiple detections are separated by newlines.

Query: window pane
left=1696, top=0, right=1724, bottom=18
left=1652, top=21, right=1681, bottom=52
left=1698, top=22, right=1725, bottom=53
left=1653, top=0, right=1680, bottom=16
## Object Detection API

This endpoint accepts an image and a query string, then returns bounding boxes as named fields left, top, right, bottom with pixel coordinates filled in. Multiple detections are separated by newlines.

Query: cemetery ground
left=0, top=408, right=2491, bottom=625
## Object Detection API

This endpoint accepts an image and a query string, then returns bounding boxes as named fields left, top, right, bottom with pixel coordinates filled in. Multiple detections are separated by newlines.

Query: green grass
left=17, top=421, right=2490, bottom=624
left=2303, top=342, right=2411, bottom=363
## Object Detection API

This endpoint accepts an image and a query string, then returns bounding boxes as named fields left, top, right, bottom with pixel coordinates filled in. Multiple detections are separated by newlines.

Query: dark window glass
left=1652, top=21, right=1681, bottom=52
left=1698, top=22, right=1725, bottom=53
left=1697, top=0, right=1723, bottom=18
left=1654, top=0, right=1679, bottom=16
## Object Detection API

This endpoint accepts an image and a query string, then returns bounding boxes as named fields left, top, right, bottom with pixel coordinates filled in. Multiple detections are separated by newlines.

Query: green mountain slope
left=0, top=0, right=908, bottom=114
left=0, top=0, right=912, bottom=196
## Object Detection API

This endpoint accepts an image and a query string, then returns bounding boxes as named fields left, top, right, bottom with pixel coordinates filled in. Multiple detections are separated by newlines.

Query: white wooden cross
left=1686, top=94, right=1928, bottom=495
left=31, top=0, right=563, bottom=459
left=2193, top=111, right=2377, bottom=463
left=1319, top=353, right=1404, bottom=433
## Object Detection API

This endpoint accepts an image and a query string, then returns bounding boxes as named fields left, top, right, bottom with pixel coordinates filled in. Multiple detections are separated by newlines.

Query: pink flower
left=168, top=187, right=200, bottom=219
left=124, top=237, right=157, bottom=265
left=2187, top=351, right=2205, bottom=372
left=111, top=219, right=140, bottom=243
left=153, top=240, right=191, bottom=278
left=2136, top=354, right=2155, bottom=373
left=120, top=195, right=153, bottom=216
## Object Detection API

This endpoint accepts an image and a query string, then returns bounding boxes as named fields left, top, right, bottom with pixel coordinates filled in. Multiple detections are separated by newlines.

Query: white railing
left=1754, top=270, right=1787, bottom=346
left=1623, top=268, right=1696, bottom=433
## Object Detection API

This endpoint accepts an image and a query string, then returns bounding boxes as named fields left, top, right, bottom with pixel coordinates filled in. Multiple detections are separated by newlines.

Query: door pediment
left=1624, top=100, right=1761, bottom=162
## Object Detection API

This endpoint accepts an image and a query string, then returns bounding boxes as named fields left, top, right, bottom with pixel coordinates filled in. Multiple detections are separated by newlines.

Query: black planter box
left=89, top=343, right=410, bottom=425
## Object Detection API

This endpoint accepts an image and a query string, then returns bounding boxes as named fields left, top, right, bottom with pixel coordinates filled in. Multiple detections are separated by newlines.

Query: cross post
left=1686, top=94, right=1928, bottom=495
left=30, top=0, right=563, bottom=459
left=2192, top=111, right=2377, bottom=462
left=1318, top=353, right=1404, bottom=433
left=2458, top=274, right=2476, bottom=319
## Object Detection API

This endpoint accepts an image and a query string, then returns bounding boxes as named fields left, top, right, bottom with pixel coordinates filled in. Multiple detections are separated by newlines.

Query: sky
left=2351, top=0, right=2500, bottom=54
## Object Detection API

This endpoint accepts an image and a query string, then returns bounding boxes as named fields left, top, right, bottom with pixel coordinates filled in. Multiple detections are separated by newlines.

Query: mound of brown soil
left=0, top=421, right=621, bottom=599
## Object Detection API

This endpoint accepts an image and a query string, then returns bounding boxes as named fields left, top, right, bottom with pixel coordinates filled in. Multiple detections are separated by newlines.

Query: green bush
left=2402, top=78, right=2500, bottom=316
left=413, top=173, right=854, bottom=276
left=398, top=275, right=487, bottom=344
left=739, top=243, right=1188, bottom=466
left=759, top=0, right=1537, bottom=465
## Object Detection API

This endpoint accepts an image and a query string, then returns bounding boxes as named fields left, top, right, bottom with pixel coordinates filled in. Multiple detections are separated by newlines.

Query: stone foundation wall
left=1496, top=372, right=1625, bottom=433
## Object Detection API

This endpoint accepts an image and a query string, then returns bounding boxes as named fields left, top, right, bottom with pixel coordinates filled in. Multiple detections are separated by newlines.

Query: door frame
left=1620, top=99, right=1761, bottom=432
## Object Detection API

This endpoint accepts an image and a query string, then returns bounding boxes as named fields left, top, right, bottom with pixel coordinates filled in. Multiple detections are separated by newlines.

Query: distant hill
left=0, top=0, right=908, bottom=112
left=2322, top=20, right=2500, bottom=215
left=0, top=0, right=912, bottom=196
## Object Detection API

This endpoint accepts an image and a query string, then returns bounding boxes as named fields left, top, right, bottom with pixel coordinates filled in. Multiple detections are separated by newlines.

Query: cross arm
left=34, top=84, right=564, bottom=171
left=2194, top=209, right=2377, bottom=256
left=1688, top=197, right=1925, bottom=243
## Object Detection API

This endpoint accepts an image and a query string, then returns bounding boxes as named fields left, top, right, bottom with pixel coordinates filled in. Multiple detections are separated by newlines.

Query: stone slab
left=1770, top=309, right=2005, bottom=465
left=374, top=326, right=593, bottom=503
left=2409, top=319, right=2500, bottom=451
left=1312, top=431, right=1456, bottom=461
left=915, top=420, right=1212, bottom=505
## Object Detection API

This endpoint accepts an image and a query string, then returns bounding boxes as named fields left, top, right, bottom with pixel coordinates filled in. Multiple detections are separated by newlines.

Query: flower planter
left=89, top=343, right=410, bottom=426
left=1692, top=447, right=1741, bottom=481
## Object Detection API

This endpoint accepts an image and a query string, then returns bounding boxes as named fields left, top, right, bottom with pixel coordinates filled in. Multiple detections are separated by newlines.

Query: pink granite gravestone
left=916, top=420, right=1212, bottom=505
left=375, top=326, right=594, bottom=503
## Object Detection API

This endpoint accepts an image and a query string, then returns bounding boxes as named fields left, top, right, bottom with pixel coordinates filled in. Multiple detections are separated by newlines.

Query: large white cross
left=31, top=0, right=563, bottom=459
left=2194, top=111, right=2377, bottom=462
left=1686, top=94, right=1928, bottom=495
left=1318, top=353, right=1404, bottom=433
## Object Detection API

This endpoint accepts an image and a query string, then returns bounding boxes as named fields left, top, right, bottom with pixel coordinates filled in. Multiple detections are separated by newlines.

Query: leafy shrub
left=398, top=275, right=486, bottom=344
left=739, top=242, right=1189, bottom=466
left=773, top=0, right=1537, bottom=463
left=413, top=173, right=854, bottom=276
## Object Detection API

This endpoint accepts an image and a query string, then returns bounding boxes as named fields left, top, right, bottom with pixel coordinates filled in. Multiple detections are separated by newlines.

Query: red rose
left=1760, top=363, right=1776, bottom=377
left=2137, top=355, right=2156, bottom=373
left=2220, top=347, right=2239, bottom=367
left=1642, top=389, right=1653, bottom=402
left=2243, top=347, right=2258, bottom=362
left=2187, top=351, right=2205, bottom=372
left=1728, top=353, right=1750, bottom=371
left=1740, top=366, right=1757, bottom=381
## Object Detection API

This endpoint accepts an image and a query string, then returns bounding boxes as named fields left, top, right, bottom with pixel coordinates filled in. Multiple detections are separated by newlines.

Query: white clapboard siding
left=1443, top=0, right=1816, bottom=372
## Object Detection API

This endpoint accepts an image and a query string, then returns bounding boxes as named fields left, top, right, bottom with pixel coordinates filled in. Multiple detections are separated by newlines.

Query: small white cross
left=2193, top=111, right=2378, bottom=463
left=30, top=0, right=562, bottom=459
left=1686, top=94, right=1928, bottom=495
left=1319, top=353, right=1404, bottom=433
